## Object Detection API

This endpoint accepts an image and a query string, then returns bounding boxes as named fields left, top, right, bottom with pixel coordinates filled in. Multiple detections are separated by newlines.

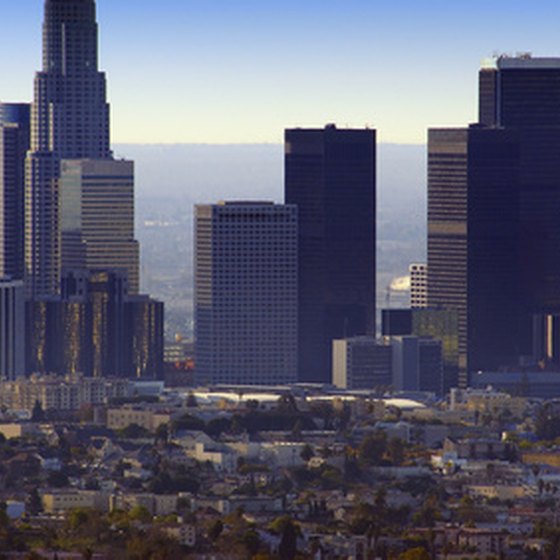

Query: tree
left=300, top=444, right=314, bottom=462
left=358, top=431, right=387, bottom=466
left=48, top=471, right=70, bottom=489
left=278, top=519, right=298, bottom=560
left=172, top=413, right=205, bottom=433
left=125, top=531, right=183, bottom=560
left=412, top=493, right=440, bottom=528
left=119, top=423, right=150, bottom=439
left=31, top=400, right=45, bottom=422
left=76, top=404, right=94, bottom=424
left=208, top=519, right=224, bottom=541
left=399, top=547, right=430, bottom=560
left=155, top=423, right=169, bottom=446
left=535, top=403, right=560, bottom=441
left=242, top=528, right=261, bottom=557
left=387, top=437, right=405, bottom=466
left=129, top=505, right=152, bottom=524
left=26, top=488, right=43, bottom=516
left=291, top=418, right=303, bottom=439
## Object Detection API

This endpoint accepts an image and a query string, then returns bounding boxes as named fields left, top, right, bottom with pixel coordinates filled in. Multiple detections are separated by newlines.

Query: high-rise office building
left=27, top=269, right=163, bottom=378
left=0, top=104, right=30, bottom=280
left=428, top=56, right=560, bottom=384
left=285, top=125, right=376, bottom=384
left=409, top=263, right=427, bottom=309
left=428, top=127, right=520, bottom=384
left=0, top=279, right=25, bottom=379
left=195, top=202, right=298, bottom=385
left=60, top=159, right=139, bottom=293
left=26, top=0, right=139, bottom=297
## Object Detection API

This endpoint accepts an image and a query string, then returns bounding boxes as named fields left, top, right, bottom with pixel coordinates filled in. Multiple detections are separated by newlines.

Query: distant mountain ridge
left=119, top=143, right=427, bottom=334
left=113, top=143, right=426, bottom=211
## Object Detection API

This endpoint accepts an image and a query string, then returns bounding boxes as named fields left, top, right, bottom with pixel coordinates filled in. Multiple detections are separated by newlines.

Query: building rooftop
left=482, top=55, right=560, bottom=70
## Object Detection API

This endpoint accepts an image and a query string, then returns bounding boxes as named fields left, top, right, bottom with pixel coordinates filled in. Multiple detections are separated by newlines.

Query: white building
left=409, top=263, right=427, bottom=309
left=195, top=202, right=298, bottom=385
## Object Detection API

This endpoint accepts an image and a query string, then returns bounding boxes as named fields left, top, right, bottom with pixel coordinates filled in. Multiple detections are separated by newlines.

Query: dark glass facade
left=428, top=127, right=521, bottom=384
left=412, top=307, right=459, bottom=394
left=27, top=270, right=163, bottom=378
left=381, top=309, right=412, bottom=336
left=429, top=57, right=560, bottom=384
left=0, top=104, right=30, bottom=280
left=285, top=125, right=376, bottom=384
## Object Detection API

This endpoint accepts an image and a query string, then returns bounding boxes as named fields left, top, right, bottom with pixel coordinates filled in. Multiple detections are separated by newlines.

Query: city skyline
left=1, top=0, right=560, bottom=144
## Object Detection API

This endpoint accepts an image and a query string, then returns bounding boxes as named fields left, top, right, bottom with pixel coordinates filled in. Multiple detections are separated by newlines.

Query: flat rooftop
left=482, top=55, right=560, bottom=70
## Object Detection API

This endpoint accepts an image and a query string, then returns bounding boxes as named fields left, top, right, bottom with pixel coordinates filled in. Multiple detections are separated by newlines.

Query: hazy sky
left=2, top=0, right=560, bottom=144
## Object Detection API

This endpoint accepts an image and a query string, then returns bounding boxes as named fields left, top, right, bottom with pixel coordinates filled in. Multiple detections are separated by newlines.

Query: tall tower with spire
left=26, top=0, right=138, bottom=297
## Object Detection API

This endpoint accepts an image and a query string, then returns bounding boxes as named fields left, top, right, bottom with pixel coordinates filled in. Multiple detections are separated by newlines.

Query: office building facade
left=195, top=202, right=298, bottom=385
left=428, top=56, right=560, bottom=383
left=382, top=307, right=458, bottom=394
left=285, top=125, right=376, bottom=383
left=427, top=126, right=520, bottom=384
left=27, top=269, right=162, bottom=378
left=25, top=0, right=140, bottom=297
left=60, top=159, right=139, bottom=293
left=0, top=104, right=30, bottom=280
left=332, top=337, right=392, bottom=390
left=391, top=336, right=443, bottom=393
left=0, top=279, right=25, bottom=379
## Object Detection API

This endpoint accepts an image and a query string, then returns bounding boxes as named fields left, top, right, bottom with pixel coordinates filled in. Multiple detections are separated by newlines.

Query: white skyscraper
left=195, top=202, right=298, bottom=385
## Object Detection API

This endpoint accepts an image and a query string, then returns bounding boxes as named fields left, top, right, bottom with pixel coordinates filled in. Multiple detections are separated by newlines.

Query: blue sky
left=2, top=0, right=560, bottom=144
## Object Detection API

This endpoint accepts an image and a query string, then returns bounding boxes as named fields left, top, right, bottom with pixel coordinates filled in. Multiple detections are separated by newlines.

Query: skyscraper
left=26, top=0, right=138, bottom=297
left=285, top=125, right=376, bottom=384
left=60, top=159, right=139, bottom=293
left=27, top=269, right=163, bottom=378
left=0, top=279, right=25, bottom=379
left=428, top=56, right=560, bottom=383
left=195, top=202, right=298, bottom=385
left=0, top=103, right=30, bottom=280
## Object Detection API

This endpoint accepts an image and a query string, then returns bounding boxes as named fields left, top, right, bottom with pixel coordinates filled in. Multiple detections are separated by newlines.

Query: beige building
left=42, top=490, right=109, bottom=513
left=163, top=524, right=196, bottom=547
left=110, top=493, right=178, bottom=516
left=0, top=374, right=131, bottom=413
left=106, top=406, right=173, bottom=432
left=0, top=424, right=36, bottom=439
left=450, top=387, right=527, bottom=418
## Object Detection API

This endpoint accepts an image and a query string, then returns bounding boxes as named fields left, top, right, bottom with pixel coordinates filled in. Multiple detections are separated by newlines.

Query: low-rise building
left=42, top=490, right=109, bottom=513
left=162, top=523, right=196, bottom=547
left=0, top=374, right=131, bottom=413
left=110, top=493, right=178, bottom=516
left=106, top=406, right=173, bottom=432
